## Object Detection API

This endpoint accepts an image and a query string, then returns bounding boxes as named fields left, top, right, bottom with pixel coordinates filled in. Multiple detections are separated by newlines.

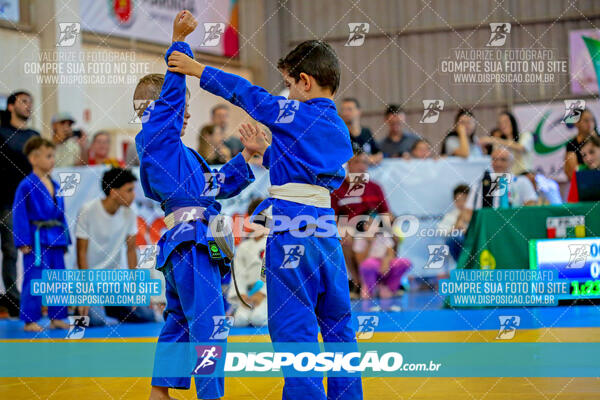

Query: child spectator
left=75, top=168, right=155, bottom=326
left=437, top=184, right=469, bottom=236
left=353, top=215, right=411, bottom=299
left=227, top=198, right=268, bottom=327
left=12, top=137, right=70, bottom=332
left=568, top=135, right=600, bottom=202
left=410, top=138, right=433, bottom=159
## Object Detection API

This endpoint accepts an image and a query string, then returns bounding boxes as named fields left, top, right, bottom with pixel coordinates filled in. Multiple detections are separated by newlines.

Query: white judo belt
left=268, top=182, right=331, bottom=208
left=164, top=206, right=206, bottom=230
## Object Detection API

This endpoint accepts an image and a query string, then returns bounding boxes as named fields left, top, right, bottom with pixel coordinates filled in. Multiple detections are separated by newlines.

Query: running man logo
left=275, top=100, right=300, bottom=124
left=356, top=315, right=379, bottom=339
left=65, top=316, right=89, bottom=340
left=209, top=316, right=234, bottom=340
left=202, top=23, right=225, bottom=47
left=131, top=100, right=154, bottom=124
left=201, top=172, right=226, bottom=197
left=563, top=100, right=586, bottom=124
left=420, top=100, right=444, bottom=124
left=281, top=245, right=305, bottom=269
left=192, top=345, right=223, bottom=375
left=346, top=173, right=370, bottom=196
left=486, top=23, right=511, bottom=47
left=496, top=315, right=520, bottom=340
left=137, top=245, right=159, bottom=269
left=567, top=244, right=589, bottom=269
left=57, top=22, right=80, bottom=47
left=424, top=244, right=449, bottom=269
left=345, top=23, right=370, bottom=46
left=57, top=172, right=81, bottom=197
left=487, top=173, right=512, bottom=197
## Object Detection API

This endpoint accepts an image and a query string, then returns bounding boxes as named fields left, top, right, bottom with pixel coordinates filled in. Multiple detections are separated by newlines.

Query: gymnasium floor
left=1, top=292, right=599, bottom=399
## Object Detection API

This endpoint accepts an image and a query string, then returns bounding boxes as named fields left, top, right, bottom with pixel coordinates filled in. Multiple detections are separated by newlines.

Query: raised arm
left=167, top=52, right=284, bottom=126
left=136, top=11, right=197, bottom=158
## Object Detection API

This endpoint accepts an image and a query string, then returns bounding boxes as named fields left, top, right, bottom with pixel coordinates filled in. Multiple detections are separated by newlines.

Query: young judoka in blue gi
left=168, top=40, right=363, bottom=399
left=12, top=137, right=70, bottom=332
left=135, top=11, right=268, bottom=400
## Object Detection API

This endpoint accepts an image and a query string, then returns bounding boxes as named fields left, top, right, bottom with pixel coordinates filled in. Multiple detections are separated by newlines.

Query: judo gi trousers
left=152, top=243, right=226, bottom=399
left=20, top=247, right=68, bottom=324
left=265, top=232, right=363, bottom=400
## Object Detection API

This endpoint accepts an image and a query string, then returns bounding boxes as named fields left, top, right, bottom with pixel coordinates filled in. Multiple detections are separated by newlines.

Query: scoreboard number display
left=529, top=237, right=600, bottom=299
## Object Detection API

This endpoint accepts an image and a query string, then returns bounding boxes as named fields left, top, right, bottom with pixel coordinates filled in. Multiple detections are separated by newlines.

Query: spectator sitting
left=451, top=147, right=538, bottom=260
left=379, top=104, right=419, bottom=158
left=567, top=135, right=600, bottom=202
left=211, top=104, right=243, bottom=157
left=340, top=97, right=383, bottom=164
left=0, top=90, right=39, bottom=317
left=51, top=112, right=88, bottom=167
left=440, top=109, right=482, bottom=158
left=410, top=138, right=433, bottom=159
left=482, top=127, right=501, bottom=155
left=479, top=111, right=533, bottom=174
left=437, top=184, right=469, bottom=237
left=353, top=215, right=410, bottom=299
left=197, top=124, right=232, bottom=165
left=564, top=108, right=599, bottom=179
left=76, top=168, right=155, bottom=326
left=331, top=150, right=392, bottom=298
left=87, top=131, right=124, bottom=167
left=227, top=198, right=268, bottom=327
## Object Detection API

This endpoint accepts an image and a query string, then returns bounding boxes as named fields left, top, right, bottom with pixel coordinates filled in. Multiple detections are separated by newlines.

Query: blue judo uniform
left=12, top=173, right=70, bottom=324
left=199, top=67, right=363, bottom=399
left=135, top=41, right=254, bottom=399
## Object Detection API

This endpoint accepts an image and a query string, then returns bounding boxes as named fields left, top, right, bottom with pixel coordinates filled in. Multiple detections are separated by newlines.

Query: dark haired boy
left=12, top=137, right=70, bottom=332
left=168, top=39, right=363, bottom=399
left=75, top=168, right=156, bottom=326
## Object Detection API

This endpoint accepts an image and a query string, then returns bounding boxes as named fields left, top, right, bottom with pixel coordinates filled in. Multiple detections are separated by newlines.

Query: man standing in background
left=0, top=91, right=39, bottom=317
left=340, top=97, right=383, bottom=164
left=51, top=112, right=88, bottom=167
left=212, top=104, right=244, bottom=156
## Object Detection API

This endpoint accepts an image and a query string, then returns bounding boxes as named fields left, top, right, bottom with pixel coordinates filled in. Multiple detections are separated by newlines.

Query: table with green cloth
left=457, top=202, right=600, bottom=269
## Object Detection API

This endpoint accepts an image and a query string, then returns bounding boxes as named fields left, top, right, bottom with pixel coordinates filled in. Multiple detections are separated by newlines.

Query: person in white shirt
left=437, top=184, right=470, bottom=236
left=449, top=148, right=538, bottom=261
left=227, top=199, right=268, bottom=327
left=76, top=168, right=154, bottom=326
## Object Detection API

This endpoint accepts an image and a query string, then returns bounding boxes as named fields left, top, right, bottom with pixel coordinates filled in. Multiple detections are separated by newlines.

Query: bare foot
left=24, top=322, right=44, bottom=332
left=379, top=286, right=393, bottom=299
left=149, top=386, right=176, bottom=400
left=360, top=285, right=371, bottom=300
left=49, top=319, right=70, bottom=330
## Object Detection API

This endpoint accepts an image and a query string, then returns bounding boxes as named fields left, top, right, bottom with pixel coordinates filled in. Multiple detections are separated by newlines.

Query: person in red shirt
left=331, top=151, right=391, bottom=297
